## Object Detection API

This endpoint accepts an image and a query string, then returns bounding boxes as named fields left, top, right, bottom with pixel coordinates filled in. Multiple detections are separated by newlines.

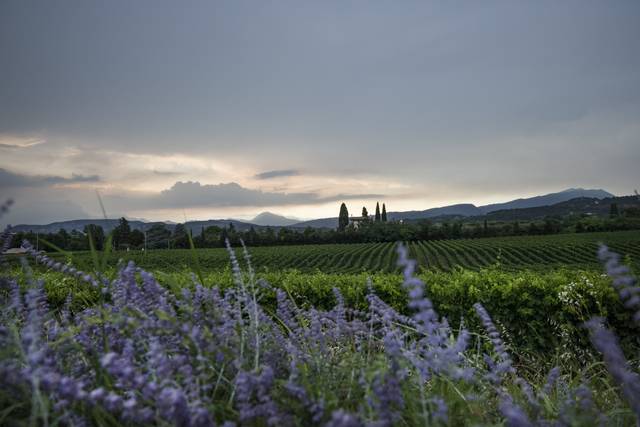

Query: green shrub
left=13, top=265, right=638, bottom=362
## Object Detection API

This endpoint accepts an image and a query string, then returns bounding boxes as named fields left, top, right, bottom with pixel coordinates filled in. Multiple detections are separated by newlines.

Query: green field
left=28, top=230, right=640, bottom=273
left=6, top=230, right=640, bottom=426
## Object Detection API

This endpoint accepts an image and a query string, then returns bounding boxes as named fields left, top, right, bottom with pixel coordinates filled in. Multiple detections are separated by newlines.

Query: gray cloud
left=151, top=181, right=382, bottom=208
left=152, top=169, right=183, bottom=177
left=254, top=169, right=300, bottom=180
left=0, top=168, right=100, bottom=188
left=1, top=0, right=639, bottom=222
left=0, top=135, right=46, bottom=149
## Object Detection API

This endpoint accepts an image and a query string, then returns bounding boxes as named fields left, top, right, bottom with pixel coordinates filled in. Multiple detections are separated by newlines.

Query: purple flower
left=585, top=318, right=640, bottom=418
left=324, top=410, right=363, bottom=427
left=542, top=366, right=561, bottom=396
left=499, top=395, right=534, bottom=427
left=157, top=387, right=191, bottom=427
left=396, top=244, right=471, bottom=381
left=369, top=363, right=405, bottom=426
left=598, top=245, right=640, bottom=324
left=474, top=303, right=515, bottom=384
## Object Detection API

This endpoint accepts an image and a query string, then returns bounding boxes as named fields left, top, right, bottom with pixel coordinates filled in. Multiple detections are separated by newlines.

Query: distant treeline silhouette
left=8, top=208, right=640, bottom=252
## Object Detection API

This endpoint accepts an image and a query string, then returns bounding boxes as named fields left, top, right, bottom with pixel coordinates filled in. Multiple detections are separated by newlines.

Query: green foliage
left=83, top=224, right=105, bottom=250
left=8, top=230, right=640, bottom=275
left=112, top=217, right=131, bottom=249
left=172, top=223, right=190, bottom=249
left=610, top=202, right=619, bottom=218
left=146, top=223, right=171, bottom=249
left=13, top=265, right=638, bottom=360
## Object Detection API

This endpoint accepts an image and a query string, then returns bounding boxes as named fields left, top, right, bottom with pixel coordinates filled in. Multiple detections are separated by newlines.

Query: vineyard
left=35, top=230, right=640, bottom=273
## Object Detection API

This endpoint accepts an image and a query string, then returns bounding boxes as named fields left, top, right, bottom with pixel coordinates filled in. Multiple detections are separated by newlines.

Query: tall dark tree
left=246, top=226, right=258, bottom=245
left=172, top=223, right=189, bottom=249
left=199, top=226, right=206, bottom=246
left=112, top=217, right=131, bottom=249
left=361, top=206, right=368, bottom=218
left=202, top=225, right=222, bottom=247
left=146, top=224, right=171, bottom=249
left=129, top=229, right=145, bottom=248
left=83, top=224, right=105, bottom=250
left=219, top=227, right=229, bottom=247
left=375, top=202, right=381, bottom=222
left=381, top=203, right=387, bottom=222
left=610, top=203, right=619, bottom=217
left=338, top=203, right=349, bottom=231
left=264, top=227, right=276, bottom=244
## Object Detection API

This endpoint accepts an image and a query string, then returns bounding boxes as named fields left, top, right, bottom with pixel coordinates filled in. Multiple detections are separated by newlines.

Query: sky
left=1, top=0, right=639, bottom=226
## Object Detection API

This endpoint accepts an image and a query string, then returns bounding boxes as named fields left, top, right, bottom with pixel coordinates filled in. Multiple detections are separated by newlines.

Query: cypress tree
left=381, top=203, right=387, bottom=222
left=610, top=203, right=619, bottom=218
left=361, top=206, right=368, bottom=218
left=338, top=203, right=349, bottom=231
left=375, top=202, right=381, bottom=222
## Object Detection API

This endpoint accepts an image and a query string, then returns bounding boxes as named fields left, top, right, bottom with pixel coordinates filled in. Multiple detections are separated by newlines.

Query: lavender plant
left=0, top=238, right=638, bottom=426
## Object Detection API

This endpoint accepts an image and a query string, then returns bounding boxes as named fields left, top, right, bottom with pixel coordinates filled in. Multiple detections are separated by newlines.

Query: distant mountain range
left=250, top=212, right=300, bottom=227
left=477, top=188, right=613, bottom=213
left=9, top=188, right=626, bottom=233
left=479, top=195, right=638, bottom=221
left=292, top=188, right=616, bottom=228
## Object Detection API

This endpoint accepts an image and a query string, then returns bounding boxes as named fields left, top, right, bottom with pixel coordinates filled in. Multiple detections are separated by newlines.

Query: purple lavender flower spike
left=429, top=397, right=448, bottom=424
left=598, top=244, right=640, bottom=324
left=474, top=302, right=516, bottom=383
left=542, top=366, right=561, bottom=396
left=21, top=239, right=99, bottom=285
left=370, top=365, right=405, bottom=426
left=158, top=387, right=191, bottom=427
left=499, top=395, right=534, bottom=427
left=585, top=318, right=640, bottom=419
left=324, top=410, right=364, bottom=427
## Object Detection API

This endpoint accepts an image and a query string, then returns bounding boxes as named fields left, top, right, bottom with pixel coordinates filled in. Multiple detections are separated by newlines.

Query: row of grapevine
left=36, top=230, right=640, bottom=274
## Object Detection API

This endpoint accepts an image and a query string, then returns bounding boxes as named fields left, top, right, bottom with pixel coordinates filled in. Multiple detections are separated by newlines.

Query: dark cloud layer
left=0, top=168, right=100, bottom=188
left=152, top=181, right=381, bottom=208
left=254, top=169, right=300, bottom=180
left=0, top=1, right=639, bottom=225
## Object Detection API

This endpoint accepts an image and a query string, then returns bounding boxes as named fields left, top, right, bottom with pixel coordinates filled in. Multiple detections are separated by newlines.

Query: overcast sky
left=1, top=0, right=639, bottom=226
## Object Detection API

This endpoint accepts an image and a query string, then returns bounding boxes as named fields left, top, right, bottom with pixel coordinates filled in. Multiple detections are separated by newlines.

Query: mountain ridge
left=478, top=188, right=613, bottom=213
left=8, top=188, right=620, bottom=232
left=250, top=211, right=299, bottom=227
left=291, top=188, right=616, bottom=228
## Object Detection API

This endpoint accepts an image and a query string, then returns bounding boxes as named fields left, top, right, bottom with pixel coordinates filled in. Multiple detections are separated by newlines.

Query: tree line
left=8, top=203, right=640, bottom=252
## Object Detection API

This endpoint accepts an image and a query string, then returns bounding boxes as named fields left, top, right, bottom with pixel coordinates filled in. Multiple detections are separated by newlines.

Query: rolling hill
left=250, top=212, right=300, bottom=227
left=8, top=188, right=624, bottom=233
left=478, top=188, right=614, bottom=213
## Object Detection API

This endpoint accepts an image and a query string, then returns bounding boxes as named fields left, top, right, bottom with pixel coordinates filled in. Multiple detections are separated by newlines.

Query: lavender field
left=1, top=220, right=639, bottom=425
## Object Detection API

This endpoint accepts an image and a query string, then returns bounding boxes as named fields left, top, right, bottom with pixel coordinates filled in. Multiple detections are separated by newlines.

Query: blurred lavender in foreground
left=586, top=318, right=640, bottom=419
left=0, top=240, right=637, bottom=425
left=598, top=245, right=640, bottom=324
